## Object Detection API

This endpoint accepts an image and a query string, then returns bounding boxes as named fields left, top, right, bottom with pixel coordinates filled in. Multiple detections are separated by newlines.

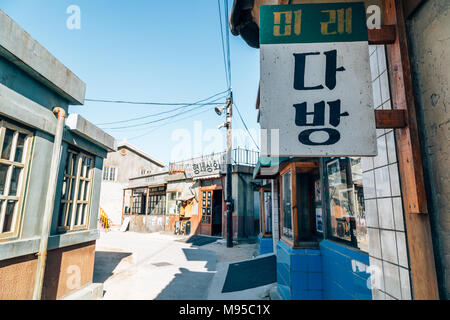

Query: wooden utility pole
left=226, top=94, right=234, bottom=248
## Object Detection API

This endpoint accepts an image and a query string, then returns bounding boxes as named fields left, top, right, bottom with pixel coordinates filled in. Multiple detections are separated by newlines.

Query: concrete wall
left=99, top=182, right=127, bottom=225
left=228, top=165, right=260, bottom=240
left=104, top=146, right=164, bottom=184
left=407, top=0, right=450, bottom=299
left=100, top=147, right=165, bottom=225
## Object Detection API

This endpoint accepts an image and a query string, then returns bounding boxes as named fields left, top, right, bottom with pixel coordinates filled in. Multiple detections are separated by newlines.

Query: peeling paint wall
left=407, top=0, right=450, bottom=299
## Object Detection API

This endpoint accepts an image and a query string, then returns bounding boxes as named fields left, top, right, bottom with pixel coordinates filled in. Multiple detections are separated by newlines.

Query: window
left=131, top=188, right=146, bottom=214
left=0, top=121, right=32, bottom=239
left=103, top=165, right=117, bottom=181
left=259, top=187, right=272, bottom=236
left=279, top=161, right=321, bottom=247
left=280, top=169, right=293, bottom=242
left=147, top=188, right=166, bottom=215
left=58, top=149, right=94, bottom=231
left=167, top=191, right=181, bottom=214
left=140, top=168, right=151, bottom=176
left=325, top=157, right=367, bottom=252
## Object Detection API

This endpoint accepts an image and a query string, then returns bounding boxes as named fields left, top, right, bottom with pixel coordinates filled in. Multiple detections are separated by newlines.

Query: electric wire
left=217, top=0, right=230, bottom=88
left=95, top=89, right=229, bottom=126
left=102, top=95, right=226, bottom=130
left=233, top=103, right=260, bottom=151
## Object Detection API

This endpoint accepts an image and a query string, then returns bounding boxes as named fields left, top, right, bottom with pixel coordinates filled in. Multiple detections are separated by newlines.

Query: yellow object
left=184, top=201, right=193, bottom=218
left=99, top=207, right=110, bottom=231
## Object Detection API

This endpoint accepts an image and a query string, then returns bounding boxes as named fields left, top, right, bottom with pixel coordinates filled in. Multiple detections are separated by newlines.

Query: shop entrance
left=211, top=191, right=222, bottom=236
left=198, top=178, right=223, bottom=236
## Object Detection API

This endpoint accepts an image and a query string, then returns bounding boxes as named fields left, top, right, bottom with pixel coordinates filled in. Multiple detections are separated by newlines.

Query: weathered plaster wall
left=407, top=0, right=450, bottom=299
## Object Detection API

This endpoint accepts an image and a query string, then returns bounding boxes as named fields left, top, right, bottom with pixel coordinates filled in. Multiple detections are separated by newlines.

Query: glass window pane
left=81, top=204, right=88, bottom=225
left=14, top=133, right=27, bottom=163
left=9, top=167, right=22, bottom=196
left=0, top=164, right=8, bottom=195
left=77, top=180, right=85, bottom=201
left=71, top=154, right=77, bottom=176
left=264, top=192, right=272, bottom=234
left=83, top=181, right=90, bottom=201
left=2, top=200, right=16, bottom=233
left=61, top=176, right=68, bottom=200
left=326, top=157, right=368, bottom=252
left=282, top=171, right=293, bottom=240
left=58, top=202, right=67, bottom=226
left=1, top=129, right=14, bottom=160
left=66, top=203, right=73, bottom=227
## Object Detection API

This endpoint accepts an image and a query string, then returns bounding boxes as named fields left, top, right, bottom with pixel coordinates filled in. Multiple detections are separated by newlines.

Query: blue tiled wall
left=257, top=235, right=274, bottom=255
left=276, top=240, right=323, bottom=300
left=275, top=240, right=372, bottom=300
left=320, top=240, right=372, bottom=300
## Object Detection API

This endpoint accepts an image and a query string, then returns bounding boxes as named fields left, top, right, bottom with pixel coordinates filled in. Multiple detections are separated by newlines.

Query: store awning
left=253, top=156, right=290, bottom=179
left=192, top=173, right=221, bottom=181
left=176, top=193, right=195, bottom=201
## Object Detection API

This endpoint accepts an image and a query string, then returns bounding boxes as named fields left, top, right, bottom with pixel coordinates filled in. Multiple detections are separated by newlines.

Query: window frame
left=323, top=157, right=368, bottom=252
left=279, top=163, right=296, bottom=247
left=259, top=186, right=272, bottom=237
left=279, top=161, right=321, bottom=248
left=58, top=149, right=95, bottom=232
left=0, top=120, right=33, bottom=240
left=102, top=165, right=117, bottom=182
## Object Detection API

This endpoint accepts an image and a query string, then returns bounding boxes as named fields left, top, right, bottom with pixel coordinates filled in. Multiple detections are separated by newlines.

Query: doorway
left=211, top=191, right=222, bottom=236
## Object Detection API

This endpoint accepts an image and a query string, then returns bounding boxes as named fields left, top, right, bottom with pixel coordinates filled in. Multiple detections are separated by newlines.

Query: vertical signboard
left=260, top=2, right=376, bottom=156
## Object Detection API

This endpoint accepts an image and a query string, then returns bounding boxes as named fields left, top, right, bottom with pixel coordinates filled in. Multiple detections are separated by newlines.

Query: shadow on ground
left=155, top=267, right=215, bottom=300
left=177, top=235, right=220, bottom=246
left=222, top=254, right=276, bottom=293
left=93, top=251, right=132, bottom=283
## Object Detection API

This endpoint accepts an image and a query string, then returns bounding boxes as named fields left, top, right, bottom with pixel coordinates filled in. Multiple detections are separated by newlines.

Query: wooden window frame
left=0, top=120, right=33, bottom=240
left=279, top=161, right=320, bottom=248
left=58, top=150, right=94, bottom=232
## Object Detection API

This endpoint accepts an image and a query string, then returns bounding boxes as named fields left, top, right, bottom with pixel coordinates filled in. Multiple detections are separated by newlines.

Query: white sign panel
left=260, top=2, right=377, bottom=157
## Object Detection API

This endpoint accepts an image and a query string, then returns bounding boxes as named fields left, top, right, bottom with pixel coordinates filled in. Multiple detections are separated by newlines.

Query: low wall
left=257, top=235, right=274, bottom=255
left=275, top=240, right=372, bottom=300
left=0, top=241, right=96, bottom=300
left=320, top=240, right=372, bottom=300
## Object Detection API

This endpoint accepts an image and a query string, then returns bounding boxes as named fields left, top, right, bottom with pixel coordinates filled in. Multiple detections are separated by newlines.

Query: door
left=200, top=190, right=213, bottom=235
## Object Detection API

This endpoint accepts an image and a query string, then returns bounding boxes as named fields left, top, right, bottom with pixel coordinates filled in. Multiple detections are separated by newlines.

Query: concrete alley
left=93, top=229, right=275, bottom=300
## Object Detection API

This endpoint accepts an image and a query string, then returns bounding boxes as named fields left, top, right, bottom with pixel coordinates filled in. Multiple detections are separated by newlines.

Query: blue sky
left=0, top=0, right=260, bottom=164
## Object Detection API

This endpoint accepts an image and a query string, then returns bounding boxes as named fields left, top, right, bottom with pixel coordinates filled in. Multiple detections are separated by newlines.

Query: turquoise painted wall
left=276, top=240, right=372, bottom=300
left=257, top=234, right=273, bottom=255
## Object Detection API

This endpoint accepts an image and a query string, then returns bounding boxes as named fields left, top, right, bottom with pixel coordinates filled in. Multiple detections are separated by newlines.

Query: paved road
left=93, top=230, right=269, bottom=300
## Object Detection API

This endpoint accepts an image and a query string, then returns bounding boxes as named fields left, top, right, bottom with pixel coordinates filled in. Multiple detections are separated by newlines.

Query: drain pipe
left=32, top=107, right=66, bottom=300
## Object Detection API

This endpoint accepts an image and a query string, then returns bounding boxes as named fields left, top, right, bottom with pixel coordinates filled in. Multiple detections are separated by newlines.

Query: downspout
left=32, top=107, right=66, bottom=300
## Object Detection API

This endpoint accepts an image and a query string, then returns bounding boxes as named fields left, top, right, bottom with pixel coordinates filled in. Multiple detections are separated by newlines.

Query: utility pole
left=225, top=92, right=233, bottom=248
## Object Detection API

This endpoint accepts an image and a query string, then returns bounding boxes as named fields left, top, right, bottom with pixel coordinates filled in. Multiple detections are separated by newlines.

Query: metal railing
left=168, top=148, right=259, bottom=175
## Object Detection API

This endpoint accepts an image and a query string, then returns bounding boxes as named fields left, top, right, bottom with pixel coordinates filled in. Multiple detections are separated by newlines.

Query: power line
left=224, top=0, right=232, bottom=87
left=128, top=105, right=216, bottom=141
left=217, top=0, right=230, bottom=88
left=85, top=99, right=224, bottom=106
left=102, top=95, right=226, bottom=130
left=95, top=90, right=229, bottom=126
left=233, top=103, right=259, bottom=150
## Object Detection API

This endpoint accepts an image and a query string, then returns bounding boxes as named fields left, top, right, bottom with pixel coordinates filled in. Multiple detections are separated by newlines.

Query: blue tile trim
left=319, top=240, right=372, bottom=300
